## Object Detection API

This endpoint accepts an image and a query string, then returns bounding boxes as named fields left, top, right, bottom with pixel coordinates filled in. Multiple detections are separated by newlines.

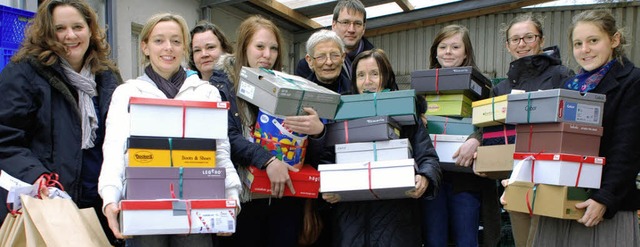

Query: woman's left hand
left=283, top=107, right=324, bottom=136
left=576, top=199, right=606, bottom=227
left=452, top=138, right=480, bottom=167
left=407, top=175, right=428, bottom=198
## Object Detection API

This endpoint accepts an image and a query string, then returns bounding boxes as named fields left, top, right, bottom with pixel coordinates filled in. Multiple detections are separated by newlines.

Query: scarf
left=565, top=59, right=617, bottom=93
left=60, top=59, right=98, bottom=149
left=145, top=65, right=186, bottom=99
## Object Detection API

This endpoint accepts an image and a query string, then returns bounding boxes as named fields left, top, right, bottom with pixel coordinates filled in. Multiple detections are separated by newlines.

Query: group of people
left=0, top=0, right=638, bottom=246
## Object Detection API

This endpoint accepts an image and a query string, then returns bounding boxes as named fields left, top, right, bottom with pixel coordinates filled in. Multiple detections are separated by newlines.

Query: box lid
left=335, top=139, right=411, bottom=153
left=249, top=164, right=319, bottom=182
left=507, top=89, right=606, bottom=102
left=515, top=122, right=603, bottom=136
left=318, top=159, right=415, bottom=172
left=512, top=153, right=606, bottom=165
left=340, top=90, right=415, bottom=103
left=128, top=136, right=216, bottom=151
left=120, top=199, right=236, bottom=210
left=425, top=93, right=473, bottom=103
left=330, top=116, right=400, bottom=130
left=471, top=95, right=508, bottom=107
left=411, top=66, right=473, bottom=77
left=429, top=134, right=468, bottom=142
left=426, top=116, right=472, bottom=124
left=129, top=97, right=230, bottom=110
left=239, top=67, right=340, bottom=102
left=125, top=167, right=226, bottom=179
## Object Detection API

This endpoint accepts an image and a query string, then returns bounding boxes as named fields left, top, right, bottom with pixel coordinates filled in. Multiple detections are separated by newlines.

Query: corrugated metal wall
left=358, top=2, right=640, bottom=87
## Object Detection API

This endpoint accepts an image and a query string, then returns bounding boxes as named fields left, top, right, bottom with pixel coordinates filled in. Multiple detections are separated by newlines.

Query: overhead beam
left=394, top=0, right=414, bottom=12
left=364, top=0, right=554, bottom=37
left=200, top=0, right=247, bottom=8
left=248, top=0, right=323, bottom=29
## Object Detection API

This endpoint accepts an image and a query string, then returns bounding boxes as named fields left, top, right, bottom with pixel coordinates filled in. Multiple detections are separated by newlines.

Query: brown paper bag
left=0, top=213, right=16, bottom=246
left=20, top=195, right=110, bottom=247
left=1, top=212, right=26, bottom=247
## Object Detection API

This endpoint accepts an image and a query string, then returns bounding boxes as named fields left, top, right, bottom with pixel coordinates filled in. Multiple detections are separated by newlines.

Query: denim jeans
left=421, top=180, right=481, bottom=247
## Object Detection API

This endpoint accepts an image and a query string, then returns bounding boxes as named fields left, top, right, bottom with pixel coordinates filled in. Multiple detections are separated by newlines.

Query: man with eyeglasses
left=295, top=0, right=374, bottom=80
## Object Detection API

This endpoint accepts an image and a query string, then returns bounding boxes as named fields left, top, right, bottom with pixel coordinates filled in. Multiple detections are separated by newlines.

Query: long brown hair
left=568, top=9, right=626, bottom=64
left=350, top=48, right=398, bottom=93
left=234, top=15, right=284, bottom=128
left=429, top=24, right=476, bottom=69
left=12, top=0, right=115, bottom=73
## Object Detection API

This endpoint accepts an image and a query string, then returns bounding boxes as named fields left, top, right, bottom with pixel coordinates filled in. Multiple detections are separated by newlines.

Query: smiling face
left=142, top=20, right=185, bottom=80
left=246, top=28, right=278, bottom=69
left=571, top=21, right=620, bottom=71
left=53, top=5, right=91, bottom=72
left=331, top=8, right=365, bottom=52
left=306, top=40, right=344, bottom=84
left=436, top=33, right=467, bottom=68
left=355, top=57, right=382, bottom=93
left=192, top=30, right=223, bottom=79
left=506, top=21, right=544, bottom=59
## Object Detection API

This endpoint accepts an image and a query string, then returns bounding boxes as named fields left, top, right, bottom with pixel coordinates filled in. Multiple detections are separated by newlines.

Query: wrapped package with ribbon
left=515, top=122, right=603, bottom=156
left=503, top=181, right=589, bottom=219
left=334, top=90, right=417, bottom=125
left=426, top=116, right=475, bottom=135
left=318, top=159, right=415, bottom=201
left=510, top=153, right=605, bottom=189
left=505, top=89, right=605, bottom=126
left=247, top=164, right=320, bottom=198
left=128, top=97, right=229, bottom=139
left=237, top=67, right=341, bottom=119
left=252, top=109, right=307, bottom=169
left=425, top=92, right=473, bottom=117
left=335, top=139, right=411, bottom=164
left=325, top=116, right=401, bottom=147
left=120, top=199, right=237, bottom=236
left=410, top=66, right=491, bottom=100
left=429, top=134, right=472, bottom=173
left=125, top=167, right=226, bottom=200
left=127, top=137, right=217, bottom=168
left=472, top=95, right=508, bottom=127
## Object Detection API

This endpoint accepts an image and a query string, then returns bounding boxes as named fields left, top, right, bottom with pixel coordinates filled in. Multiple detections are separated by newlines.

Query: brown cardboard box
left=504, top=181, right=589, bottom=220
left=473, top=144, right=515, bottom=179
left=515, top=123, right=603, bottom=156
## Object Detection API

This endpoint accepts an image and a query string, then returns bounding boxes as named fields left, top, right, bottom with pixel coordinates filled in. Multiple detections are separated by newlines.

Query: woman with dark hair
left=189, top=21, right=234, bottom=81
left=322, top=48, right=441, bottom=247
left=0, top=0, right=123, bottom=245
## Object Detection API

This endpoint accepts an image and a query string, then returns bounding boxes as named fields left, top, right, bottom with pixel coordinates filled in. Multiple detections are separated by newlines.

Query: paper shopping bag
left=20, top=195, right=110, bottom=247
left=0, top=213, right=16, bottom=246
left=1, top=211, right=26, bottom=247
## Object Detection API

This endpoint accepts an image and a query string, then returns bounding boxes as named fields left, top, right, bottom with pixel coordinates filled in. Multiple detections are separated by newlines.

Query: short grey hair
left=305, top=29, right=345, bottom=56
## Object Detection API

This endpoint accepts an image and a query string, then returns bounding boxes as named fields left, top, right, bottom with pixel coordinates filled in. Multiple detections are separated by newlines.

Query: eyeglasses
left=336, top=20, right=364, bottom=28
left=312, top=53, right=342, bottom=64
left=507, top=34, right=540, bottom=45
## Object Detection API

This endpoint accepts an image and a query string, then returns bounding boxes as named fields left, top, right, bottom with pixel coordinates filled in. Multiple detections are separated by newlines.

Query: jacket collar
left=592, top=57, right=635, bottom=95
left=27, top=57, right=80, bottom=117
left=133, top=73, right=207, bottom=98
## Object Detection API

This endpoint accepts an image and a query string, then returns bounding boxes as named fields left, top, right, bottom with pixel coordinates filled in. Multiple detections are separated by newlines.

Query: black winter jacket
left=332, top=97, right=441, bottom=247
left=493, top=46, right=574, bottom=96
left=586, top=58, right=640, bottom=218
left=0, top=57, right=121, bottom=220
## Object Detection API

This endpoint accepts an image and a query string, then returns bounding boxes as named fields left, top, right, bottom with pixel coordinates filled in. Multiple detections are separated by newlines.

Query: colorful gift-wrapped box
left=318, top=159, right=415, bottom=201
left=472, top=95, right=508, bottom=127
left=473, top=144, right=515, bottom=179
left=127, top=137, right=216, bottom=168
left=511, top=153, right=605, bottom=189
left=325, top=116, right=401, bottom=147
left=430, top=134, right=472, bottom=173
left=120, top=199, right=237, bottom=235
left=252, top=109, right=307, bottom=169
left=426, top=116, right=475, bottom=135
left=129, top=97, right=229, bottom=139
left=334, top=90, right=417, bottom=125
left=335, top=139, right=411, bottom=164
left=410, top=66, right=491, bottom=100
left=125, top=167, right=226, bottom=200
left=482, top=124, right=516, bottom=146
left=506, top=89, right=605, bottom=126
left=515, top=123, right=603, bottom=155
left=247, top=164, right=320, bottom=199
left=425, top=93, right=472, bottom=117
left=504, top=181, right=589, bottom=220
left=236, top=67, right=340, bottom=119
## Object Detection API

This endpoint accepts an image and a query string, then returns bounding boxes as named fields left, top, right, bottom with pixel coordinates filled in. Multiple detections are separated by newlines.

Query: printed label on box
left=470, top=80, right=481, bottom=96
left=238, top=80, right=255, bottom=100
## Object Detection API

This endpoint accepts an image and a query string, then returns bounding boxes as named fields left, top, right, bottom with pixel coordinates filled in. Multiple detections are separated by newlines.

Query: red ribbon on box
left=367, top=162, right=381, bottom=200
left=525, top=184, right=538, bottom=217
left=514, top=153, right=601, bottom=187
left=343, top=121, right=350, bottom=143
left=435, top=68, right=440, bottom=94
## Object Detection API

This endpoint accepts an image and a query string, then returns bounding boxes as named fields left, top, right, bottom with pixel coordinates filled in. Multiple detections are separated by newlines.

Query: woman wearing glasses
left=496, top=13, right=574, bottom=247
